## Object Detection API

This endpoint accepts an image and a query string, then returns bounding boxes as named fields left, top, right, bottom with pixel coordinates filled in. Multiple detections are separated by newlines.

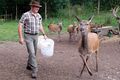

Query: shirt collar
left=29, top=10, right=38, bottom=17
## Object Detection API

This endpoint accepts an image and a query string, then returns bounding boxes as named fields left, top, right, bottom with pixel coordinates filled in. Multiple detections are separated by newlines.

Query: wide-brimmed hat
left=29, top=0, right=42, bottom=7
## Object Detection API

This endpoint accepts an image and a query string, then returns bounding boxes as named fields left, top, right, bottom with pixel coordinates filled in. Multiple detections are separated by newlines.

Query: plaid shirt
left=19, top=11, right=42, bottom=34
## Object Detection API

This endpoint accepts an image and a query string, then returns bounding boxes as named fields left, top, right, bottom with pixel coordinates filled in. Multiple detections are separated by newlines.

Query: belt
left=24, top=32, right=38, bottom=35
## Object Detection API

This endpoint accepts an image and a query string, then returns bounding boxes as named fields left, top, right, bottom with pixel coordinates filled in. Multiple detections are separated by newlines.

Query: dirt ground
left=0, top=33, right=120, bottom=80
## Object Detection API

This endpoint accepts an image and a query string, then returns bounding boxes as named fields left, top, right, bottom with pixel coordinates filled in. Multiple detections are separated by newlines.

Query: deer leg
left=48, top=29, right=52, bottom=35
left=95, top=51, right=98, bottom=72
left=80, top=55, right=93, bottom=76
left=71, top=33, right=74, bottom=41
left=79, top=56, right=89, bottom=77
left=74, top=32, right=78, bottom=41
left=58, top=31, right=61, bottom=41
left=72, top=33, right=75, bottom=41
left=69, top=33, right=72, bottom=42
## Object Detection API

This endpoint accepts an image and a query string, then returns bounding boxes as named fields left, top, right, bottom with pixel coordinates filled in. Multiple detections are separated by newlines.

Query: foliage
left=0, top=0, right=120, bottom=19
left=0, top=21, right=18, bottom=41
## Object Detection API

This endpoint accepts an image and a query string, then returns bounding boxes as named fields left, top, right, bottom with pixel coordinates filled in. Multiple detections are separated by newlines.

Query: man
left=18, top=0, right=47, bottom=78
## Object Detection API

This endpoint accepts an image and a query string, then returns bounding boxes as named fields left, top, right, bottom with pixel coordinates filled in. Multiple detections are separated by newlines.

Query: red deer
left=75, top=16, right=100, bottom=77
left=67, top=22, right=79, bottom=41
left=48, top=22, right=62, bottom=41
left=112, top=7, right=120, bottom=44
left=112, top=7, right=120, bottom=32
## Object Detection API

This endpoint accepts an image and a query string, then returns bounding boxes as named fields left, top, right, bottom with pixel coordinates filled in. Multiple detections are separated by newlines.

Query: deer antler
left=88, top=15, right=94, bottom=23
left=75, top=16, right=81, bottom=22
left=112, top=7, right=120, bottom=18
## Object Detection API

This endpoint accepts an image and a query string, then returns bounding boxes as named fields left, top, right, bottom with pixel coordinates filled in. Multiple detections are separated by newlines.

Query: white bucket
left=37, top=36, right=54, bottom=57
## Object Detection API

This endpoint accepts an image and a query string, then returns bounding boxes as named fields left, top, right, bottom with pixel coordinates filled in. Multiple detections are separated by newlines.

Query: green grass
left=0, top=12, right=119, bottom=41
left=0, top=21, right=18, bottom=41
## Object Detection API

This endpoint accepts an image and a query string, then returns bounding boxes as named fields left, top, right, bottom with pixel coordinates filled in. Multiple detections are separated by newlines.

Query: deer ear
left=88, top=15, right=94, bottom=23
left=75, top=16, right=81, bottom=22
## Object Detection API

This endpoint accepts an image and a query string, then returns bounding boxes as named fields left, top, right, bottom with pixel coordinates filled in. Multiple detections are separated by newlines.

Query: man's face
left=32, top=6, right=40, bottom=13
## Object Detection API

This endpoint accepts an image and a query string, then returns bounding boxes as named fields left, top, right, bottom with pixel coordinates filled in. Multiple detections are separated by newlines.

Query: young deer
left=48, top=22, right=62, bottom=41
left=67, top=22, right=79, bottom=41
left=75, top=16, right=100, bottom=77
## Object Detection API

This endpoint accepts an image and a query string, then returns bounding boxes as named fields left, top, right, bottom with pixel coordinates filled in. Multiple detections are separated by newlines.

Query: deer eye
left=80, top=23, right=82, bottom=25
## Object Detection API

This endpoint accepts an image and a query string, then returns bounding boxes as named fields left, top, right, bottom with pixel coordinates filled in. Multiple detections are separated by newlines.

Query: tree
left=13, top=0, right=30, bottom=20
left=48, top=0, right=69, bottom=17
left=41, top=0, right=49, bottom=20
left=97, top=0, right=100, bottom=14
left=0, top=0, right=7, bottom=15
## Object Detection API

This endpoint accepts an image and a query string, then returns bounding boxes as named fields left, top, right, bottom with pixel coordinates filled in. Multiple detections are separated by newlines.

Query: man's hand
left=19, top=38, right=24, bottom=45
left=42, top=33, right=48, bottom=39
left=43, top=34, right=48, bottom=40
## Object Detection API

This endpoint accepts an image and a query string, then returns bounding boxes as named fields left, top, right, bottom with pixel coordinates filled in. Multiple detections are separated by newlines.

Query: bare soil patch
left=0, top=34, right=120, bottom=80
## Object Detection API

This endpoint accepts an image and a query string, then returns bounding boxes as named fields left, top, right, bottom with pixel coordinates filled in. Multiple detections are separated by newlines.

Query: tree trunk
left=5, top=10, right=7, bottom=21
left=97, top=0, right=100, bottom=14
left=68, top=0, right=71, bottom=19
left=15, top=4, right=18, bottom=20
left=45, top=2, right=47, bottom=20
left=119, top=23, right=120, bottom=31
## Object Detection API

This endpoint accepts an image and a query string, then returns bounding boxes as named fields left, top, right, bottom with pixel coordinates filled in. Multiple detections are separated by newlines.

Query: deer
left=75, top=15, right=100, bottom=77
left=67, top=22, right=79, bottom=41
left=112, top=7, right=120, bottom=44
left=112, top=7, right=120, bottom=32
left=48, top=22, right=62, bottom=41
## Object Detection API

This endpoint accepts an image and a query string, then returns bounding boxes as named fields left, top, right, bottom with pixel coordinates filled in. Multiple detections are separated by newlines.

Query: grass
left=0, top=21, right=18, bottom=41
left=0, top=12, right=119, bottom=41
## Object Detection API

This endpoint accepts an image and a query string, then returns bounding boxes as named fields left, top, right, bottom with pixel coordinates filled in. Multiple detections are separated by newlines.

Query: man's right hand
left=44, top=35, right=48, bottom=40
left=19, top=38, right=24, bottom=45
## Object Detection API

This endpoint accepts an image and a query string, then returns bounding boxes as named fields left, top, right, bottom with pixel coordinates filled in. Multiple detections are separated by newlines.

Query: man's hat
left=29, top=0, right=42, bottom=7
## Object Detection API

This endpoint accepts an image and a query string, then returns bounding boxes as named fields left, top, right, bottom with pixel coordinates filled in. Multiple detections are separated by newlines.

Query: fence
left=0, top=14, right=12, bottom=24
left=0, top=14, right=12, bottom=21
